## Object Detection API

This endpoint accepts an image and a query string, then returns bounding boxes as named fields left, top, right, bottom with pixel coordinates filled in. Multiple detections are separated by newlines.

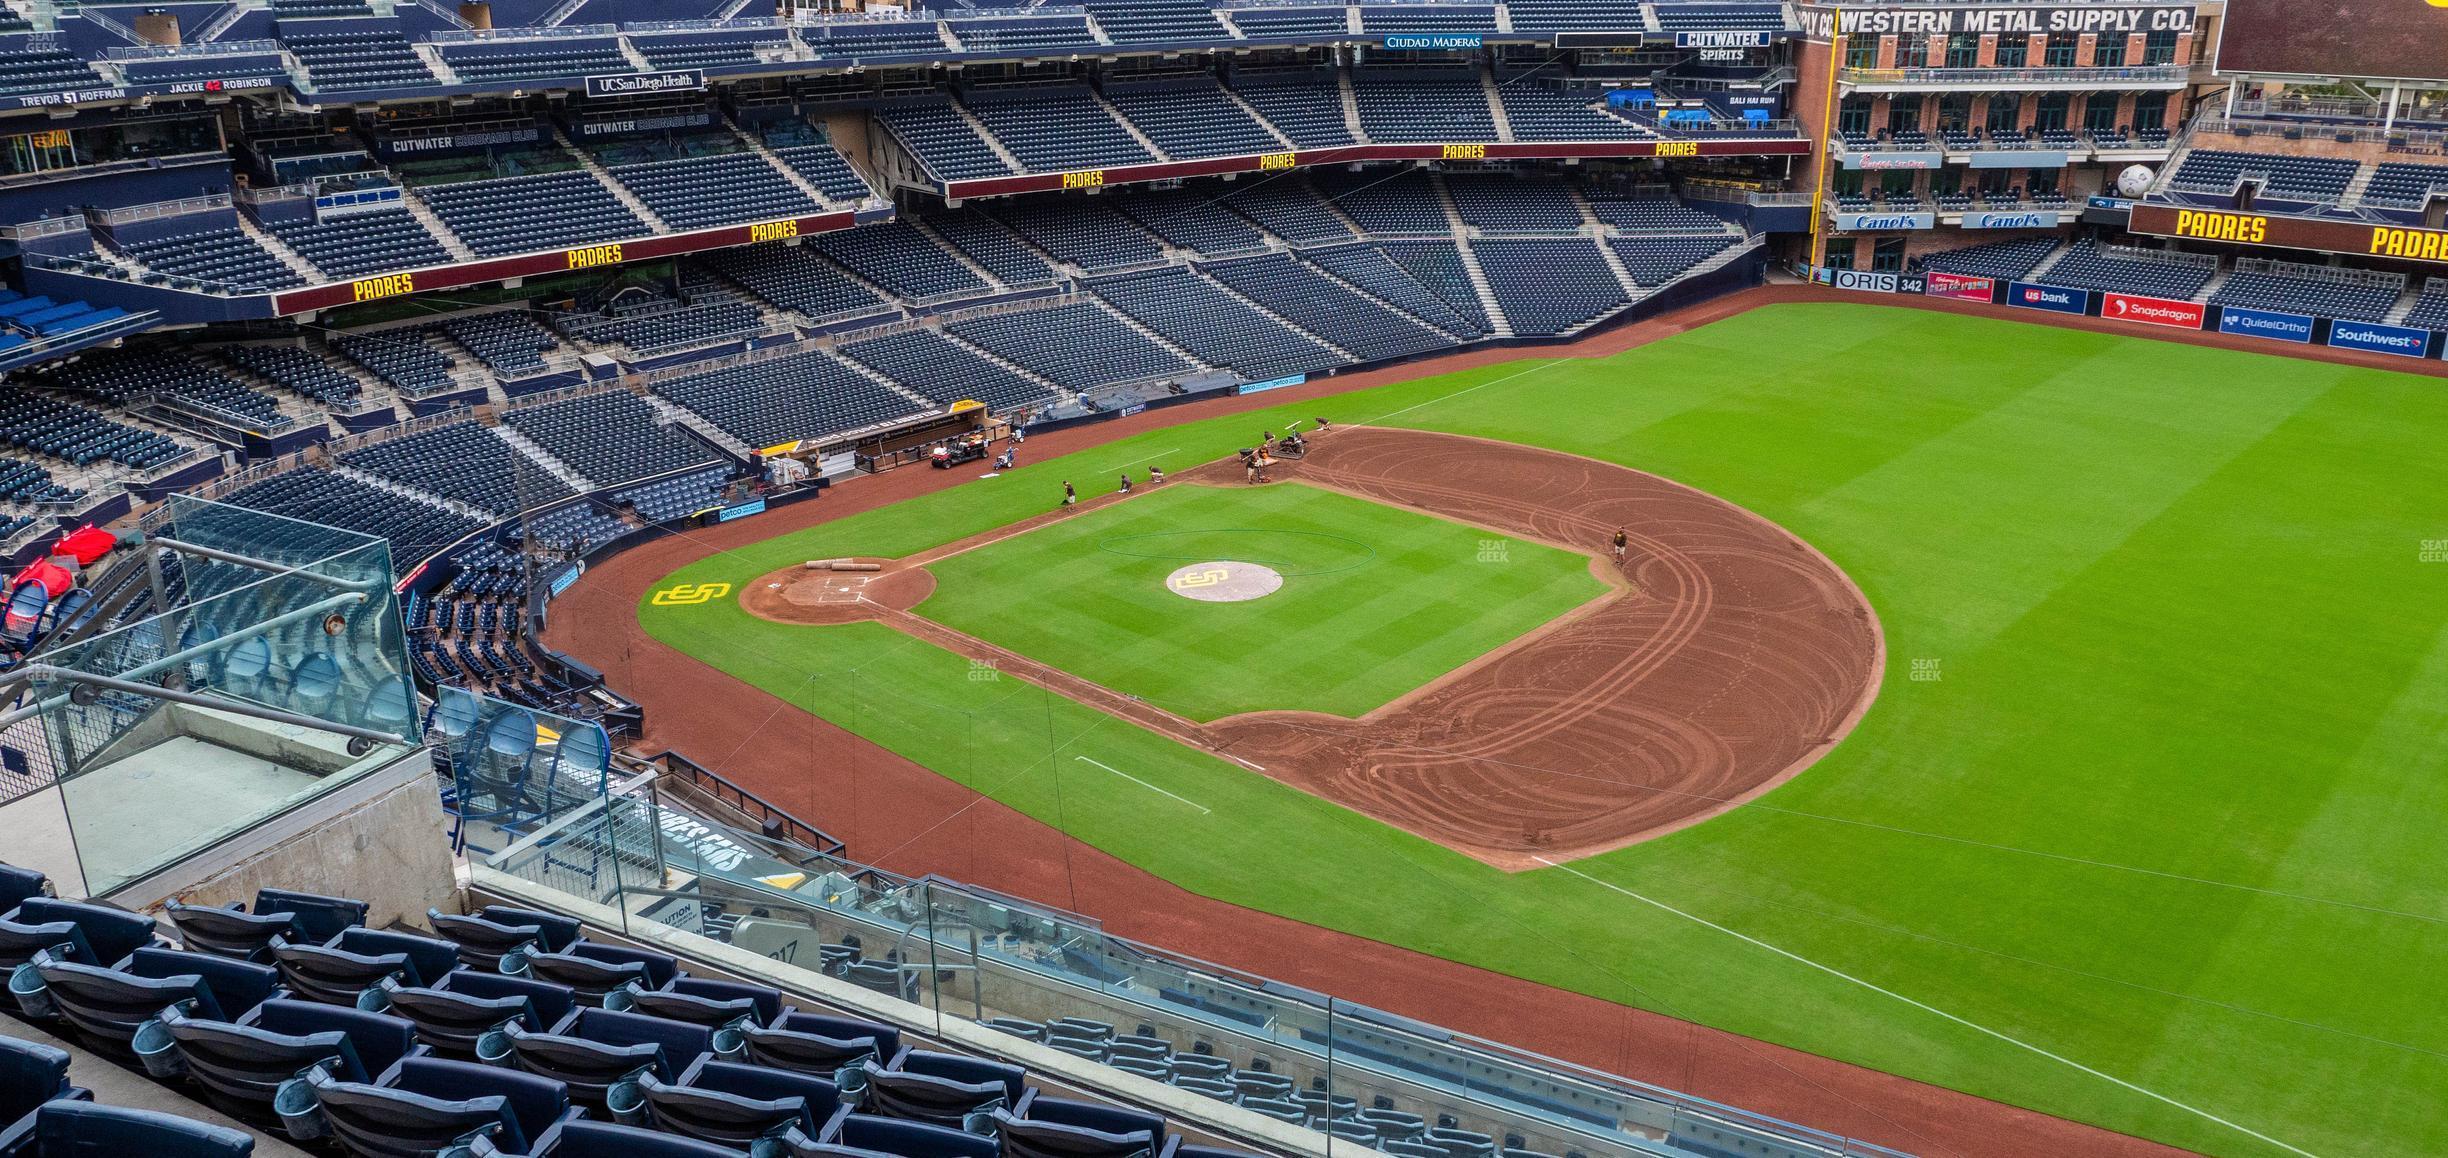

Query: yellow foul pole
left=1806, top=8, right=1844, bottom=273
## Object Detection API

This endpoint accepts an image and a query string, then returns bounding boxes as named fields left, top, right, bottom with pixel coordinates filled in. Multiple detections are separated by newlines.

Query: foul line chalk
left=1075, top=756, right=1210, bottom=814
left=1533, top=858, right=2319, bottom=1158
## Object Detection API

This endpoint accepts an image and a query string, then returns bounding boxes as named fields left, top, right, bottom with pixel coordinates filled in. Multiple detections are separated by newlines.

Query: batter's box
left=789, top=574, right=879, bottom=607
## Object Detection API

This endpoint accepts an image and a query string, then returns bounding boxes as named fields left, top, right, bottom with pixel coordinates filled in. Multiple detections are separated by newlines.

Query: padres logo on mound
left=652, top=582, right=733, bottom=606
left=1164, top=561, right=1284, bottom=603
left=1169, top=568, right=1234, bottom=591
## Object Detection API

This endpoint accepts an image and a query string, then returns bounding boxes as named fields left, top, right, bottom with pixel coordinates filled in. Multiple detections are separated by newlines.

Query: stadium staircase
left=410, top=41, right=461, bottom=86
left=1098, top=88, right=1175, bottom=162
left=1453, top=240, right=1514, bottom=336
left=2337, top=164, right=2378, bottom=211
left=396, top=188, right=480, bottom=262
left=831, top=338, right=962, bottom=411
left=561, top=132, right=672, bottom=233
left=1090, top=297, right=1211, bottom=370
left=939, top=328, right=1064, bottom=397
left=953, top=99, right=1031, bottom=174
left=1221, top=86, right=1299, bottom=151
left=2024, top=241, right=2074, bottom=281
left=1592, top=234, right=1644, bottom=299
left=642, top=393, right=754, bottom=459
left=722, top=117, right=846, bottom=211
left=1197, top=268, right=1361, bottom=361
left=492, top=421, right=599, bottom=492
left=908, top=217, right=1013, bottom=288
left=1336, top=71, right=1368, bottom=144
left=1480, top=68, right=1517, bottom=143
left=239, top=217, right=325, bottom=285
left=334, top=462, right=493, bottom=524
left=2194, top=261, right=2234, bottom=299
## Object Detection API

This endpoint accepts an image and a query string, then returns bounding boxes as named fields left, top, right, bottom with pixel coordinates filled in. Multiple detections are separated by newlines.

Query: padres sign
left=651, top=582, right=732, bottom=606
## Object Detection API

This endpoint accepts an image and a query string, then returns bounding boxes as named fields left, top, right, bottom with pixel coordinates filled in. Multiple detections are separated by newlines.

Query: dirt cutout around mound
left=742, top=428, right=1882, bottom=869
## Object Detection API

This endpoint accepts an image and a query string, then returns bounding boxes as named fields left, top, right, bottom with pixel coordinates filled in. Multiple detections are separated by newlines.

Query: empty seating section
left=1381, top=240, right=1494, bottom=332
left=273, top=0, right=375, bottom=14
left=619, top=464, right=733, bottom=522
left=444, top=312, right=560, bottom=377
left=1104, top=81, right=1284, bottom=159
left=419, top=170, right=649, bottom=257
left=877, top=102, right=1014, bottom=181
left=0, top=393, right=186, bottom=468
left=964, top=87, right=1156, bottom=171
left=0, top=456, right=77, bottom=503
left=653, top=350, right=922, bottom=445
left=1502, top=87, right=1647, bottom=141
left=1585, top=195, right=1727, bottom=233
left=609, top=152, right=823, bottom=231
left=1609, top=235, right=1737, bottom=285
left=1113, top=190, right=1267, bottom=255
left=2211, top=269, right=2402, bottom=324
left=1093, top=267, right=1342, bottom=381
left=341, top=421, right=574, bottom=515
left=439, top=38, right=632, bottom=83
left=926, top=211, right=1058, bottom=285
left=1352, top=71, right=1495, bottom=142
left=0, top=290, right=130, bottom=344
left=1650, top=2, right=1785, bottom=29
left=335, top=332, right=459, bottom=397
left=1446, top=176, right=1582, bottom=233
left=45, top=350, right=290, bottom=430
left=505, top=390, right=715, bottom=487
left=2363, top=162, right=2448, bottom=209
left=701, top=246, right=889, bottom=320
left=218, top=343, right=365, bottom=407
left=118, top=53, right=287, bottom=85
left=557, top=293, right=764, bottom=353
left=223, top=469, right=485, bottom=572
left=0, top=45, right=103, bottom=96
left=1225, top=73, right=1353, bottom=148
left=947, top=17, right=1099, bottom=54
left=265, top=206, right=453, bottom=278
left=769, top=141, right=874, bottom=204
left=2168, top=149, right=2358, bottom=203
left=2040, top=242, right=2215, bottom=299
left=2408, top=279, right=2448, bottom=331
left=115, top=219, right=305, bottom=292
left=949, top=300, right=1193, bottom=388
left=1471, top=240, right=1629, bottom=333
left=1913, top=236, right=2059, bottom=281
left=284, top=28, right=438, bottom=90
left=1507, top=0, right=1645, bottom=29
left=1218, top=180, right=1353, bottom=242
left=1361, top=5, right=1495, bottom=31
left=1204, top=255, right=1448, bottom=362
left=838, top=329, right=1049, bottom=410
left=1227, top=7, right=1350, bottom=39
left=805, top=20, right=952, bottom=58
left=815, top=222, right=986, bottom=300
left=633, top=31, right=785, bottom=69
left=1313, top=170, right=1447, bottom=234
left=988, top=200, right=1164, bottom=271
left=1303, top=245, right=1479, bottom=337
left=1085, top=0, right=1229, bottom=43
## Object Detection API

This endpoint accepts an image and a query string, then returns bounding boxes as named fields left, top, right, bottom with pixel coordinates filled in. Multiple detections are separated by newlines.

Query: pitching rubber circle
left=1164, top=561, right=1284, bottom=603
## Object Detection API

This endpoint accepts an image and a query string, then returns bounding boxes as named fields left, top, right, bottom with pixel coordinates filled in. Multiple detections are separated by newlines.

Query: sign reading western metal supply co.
left=1798, top=3, right=2194, bottom=41
left=584, top=69, right=706, bottom=99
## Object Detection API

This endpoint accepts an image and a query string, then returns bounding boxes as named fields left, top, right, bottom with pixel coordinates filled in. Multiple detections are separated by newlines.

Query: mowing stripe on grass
left=1533, top=857, right=2321, bottom=1158
left=1075, top=756, right=1211, bottom=814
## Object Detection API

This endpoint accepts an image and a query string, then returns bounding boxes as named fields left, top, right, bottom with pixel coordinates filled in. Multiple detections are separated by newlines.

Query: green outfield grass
left=641, top=302, right=2448, bottom=1158
left=912, top=482, right=1606, bottom=720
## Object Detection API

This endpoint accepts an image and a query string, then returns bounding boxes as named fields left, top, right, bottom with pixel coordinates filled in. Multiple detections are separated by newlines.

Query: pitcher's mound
left=742, top=558, right=935, bottom=624
left=1166, top=561, right=1283, bottom=603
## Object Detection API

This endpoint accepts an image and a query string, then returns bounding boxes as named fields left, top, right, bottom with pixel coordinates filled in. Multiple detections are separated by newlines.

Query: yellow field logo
left=1169, top=568, right=1232, bottom=591
left=651, top=582, right=733, bottom=606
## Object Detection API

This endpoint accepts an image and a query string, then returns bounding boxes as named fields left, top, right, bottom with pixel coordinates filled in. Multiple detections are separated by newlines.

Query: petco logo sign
left=2102, top=292, right=2204, bottom=330
left=2004, top=281, right=2088, bottom=315
left=2325, top=319, right=2431, bottom=359
left=585, top=69, right=706, bottom=98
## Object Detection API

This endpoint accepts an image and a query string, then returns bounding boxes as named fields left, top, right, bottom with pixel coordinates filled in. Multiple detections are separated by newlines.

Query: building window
left=1872, top=237, right=1908, bottom=272
left=1995, top=37, right=2029, bottom=68
left=1825, top=245, right=1856, bottom=272
left=2144, top=29, right=2178, bottom=65
left=1838, top=99, right=1873, bottom=135
left=1945, top=36, right=1979, bottom=68
left=2036, top=92, right=2070, bottom=131
left=1893, top=32, right=1924, bottom=69
left=1937, top=92, right=1972, bottom=131
left=1985, top=95, right=2022, bottom=133
left=1888, top=98, right=1923, bottom=135
left=2093, top=36, right=2128, bottom=67
left=1847, top=34, right=1879, bottom=70
left=2133, top=92, right=2169, bottom=131
left=2083, top=96, right=2119, bottom=132
left=2044, top=33, right=2079, bottom=68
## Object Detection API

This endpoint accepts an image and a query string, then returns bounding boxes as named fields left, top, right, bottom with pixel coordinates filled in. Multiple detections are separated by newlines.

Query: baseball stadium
left=0, top=2, right=2444, bottom=1158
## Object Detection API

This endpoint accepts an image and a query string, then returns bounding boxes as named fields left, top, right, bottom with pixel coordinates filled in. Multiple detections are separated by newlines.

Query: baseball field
left=637, top=301, right=2448, bottom=1158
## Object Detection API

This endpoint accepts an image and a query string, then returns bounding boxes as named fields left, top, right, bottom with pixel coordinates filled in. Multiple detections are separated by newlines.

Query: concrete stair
left=643, top=394, right=754, bottom=459
left=237, top=216, right=324, bottom=283
left=1452, top=238, right=1514, bottom=337
left=1097, top=89, right=1173, bottom=162
left=559, top=130, right=673, bottom=233
left=1337, top=70, right=1369, bottom=144
left=1195, top=269, right=1357, bottom=360
left=954, top=98, right=1032, bottom=174
left=396, top=186, right=478, bottom=261
left=493, top=423, right=598, bottom=492
left=1480, top=66, right=1516, bottom=143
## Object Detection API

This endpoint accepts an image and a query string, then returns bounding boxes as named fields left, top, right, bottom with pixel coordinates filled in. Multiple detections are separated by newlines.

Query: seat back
left=0, top=863, right=52, bottom=914
left=474, top=907, right=581, bottom=953
left=33, top=1101, right=254, bottom=1158
left=832, top=1113, right=999, bottom=1158
left=858, top=1064, right=1009, bottom=1126
left=425, top=910, right=538, bottom=971
left=271, top=939, right=415, bottom=1005
left=304, top=1060, right=529, bottom=1158
left=0, top=1036, right=71, bottom=1121
left=622, top=979, right=768, bottom=1029
left=36, top=949, right=239, bottom=1046
left=638, top=1069, right=820, bottom=1145
left=539, top=1120, right=739, bottom=1158
left=254, top=888, right=370, bottom=944
left=166, top=902, right=294, bottom=961
left=13, top=898, right=155, bottom=965
left=370, top=977, right=541, bottom=1054
left=995, top=1113, right=1157, bottom=1158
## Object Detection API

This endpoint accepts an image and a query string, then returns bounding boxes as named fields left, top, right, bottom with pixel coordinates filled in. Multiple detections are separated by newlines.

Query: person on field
left=1149, top=466, right=1164, bottom=486
left=1612, top=527, right=1628, bottom=564
left=994, top=447, right=1014, bottom=471
left=1062, top=480, right=1076, bottom=507
left=1118, top=473, right=1132, bottom=494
